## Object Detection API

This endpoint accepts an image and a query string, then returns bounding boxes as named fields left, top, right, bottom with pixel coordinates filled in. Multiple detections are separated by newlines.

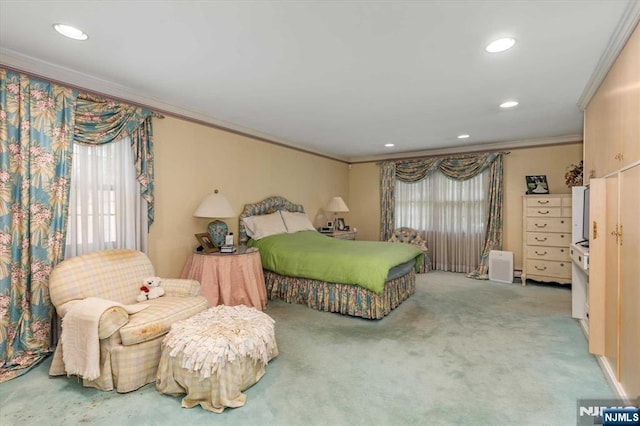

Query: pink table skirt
left=180, top=250, right=267, bottom=310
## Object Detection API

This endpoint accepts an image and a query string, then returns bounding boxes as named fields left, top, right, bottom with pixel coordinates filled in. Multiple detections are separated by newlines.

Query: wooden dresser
left=522, top=194, right=572, bottom=286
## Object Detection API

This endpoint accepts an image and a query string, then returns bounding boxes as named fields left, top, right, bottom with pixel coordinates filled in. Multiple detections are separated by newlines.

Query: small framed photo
left=195, top=232, right=218, bottom=253
left=327, top=221, right=334, bottom=228
left=526, top=175, right=549, bottom=194
left=336, top=218, right=346, bottom=231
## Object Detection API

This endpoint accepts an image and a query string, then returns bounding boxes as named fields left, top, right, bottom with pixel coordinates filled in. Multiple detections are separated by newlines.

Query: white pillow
left=242, top=212, right=288, bottom=240
left=281, top=211, right=316, bottom=233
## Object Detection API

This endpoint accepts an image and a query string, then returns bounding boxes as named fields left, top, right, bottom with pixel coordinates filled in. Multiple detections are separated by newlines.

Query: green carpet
left=0, top=271, right=613, bottom=425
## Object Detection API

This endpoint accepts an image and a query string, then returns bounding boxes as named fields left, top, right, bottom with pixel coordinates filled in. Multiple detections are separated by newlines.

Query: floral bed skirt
left=263, top=269, right=416, bottom=320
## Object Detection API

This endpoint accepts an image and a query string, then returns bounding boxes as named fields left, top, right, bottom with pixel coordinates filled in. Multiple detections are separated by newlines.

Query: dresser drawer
left=526, top=207, right=562, bottom=217
left=526, top=259, right=571, bottom=279
left=525, top=217, right=571, bottom=233
left=526, top=197, right=561, bottom=207
left=526, top=246, right=570, bottom=262
left=526, top=232, right=570, bottom=247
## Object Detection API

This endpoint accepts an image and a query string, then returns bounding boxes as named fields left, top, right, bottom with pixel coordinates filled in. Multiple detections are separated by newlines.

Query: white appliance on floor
left=488, top=250, right=514, bottom=283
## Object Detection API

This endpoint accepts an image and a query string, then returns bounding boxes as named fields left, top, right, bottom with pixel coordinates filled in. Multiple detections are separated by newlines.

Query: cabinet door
left=618, top=165, right=640, bottom=398
left=620, top=26, right=640, bottom=168
left=605, top=175, right=619, bottom=376
left=588, top=178, right=606, bottom=355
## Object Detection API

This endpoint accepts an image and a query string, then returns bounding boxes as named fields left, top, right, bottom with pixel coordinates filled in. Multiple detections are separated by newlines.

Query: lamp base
left=207, top=220, right=228, bottom=248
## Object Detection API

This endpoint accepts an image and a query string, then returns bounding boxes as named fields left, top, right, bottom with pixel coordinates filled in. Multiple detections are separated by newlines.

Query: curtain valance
left=394, top=152, right=503, bottom=183
left=74, top=93, right=153, bottom=145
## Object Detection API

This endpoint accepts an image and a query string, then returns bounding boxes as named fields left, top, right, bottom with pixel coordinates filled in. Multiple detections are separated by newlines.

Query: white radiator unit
left=488, top=250, right=514, bottom=283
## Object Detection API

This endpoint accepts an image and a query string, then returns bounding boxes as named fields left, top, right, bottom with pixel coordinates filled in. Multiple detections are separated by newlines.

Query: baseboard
left=578, top=319, right=630, bottom=402
left=595, top=355, right=629, bottom=402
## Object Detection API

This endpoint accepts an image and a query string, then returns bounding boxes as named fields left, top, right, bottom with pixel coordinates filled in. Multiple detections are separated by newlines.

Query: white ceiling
left=1, top=1, right=638, bottom=162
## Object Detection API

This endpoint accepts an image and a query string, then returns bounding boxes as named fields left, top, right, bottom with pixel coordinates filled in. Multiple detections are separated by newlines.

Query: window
left=395, top=170, right=489, bottom=272
left=65, top=137, right=147, bottom=257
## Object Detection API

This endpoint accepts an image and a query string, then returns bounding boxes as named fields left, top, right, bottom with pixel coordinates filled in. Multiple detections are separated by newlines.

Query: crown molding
left=0, top=44, right=592, bottom=165
left=348, top=135, right=583, bottom=164
left=577, top=0, right=640, bottom=110
left=0, top=48, right=349, bottom=163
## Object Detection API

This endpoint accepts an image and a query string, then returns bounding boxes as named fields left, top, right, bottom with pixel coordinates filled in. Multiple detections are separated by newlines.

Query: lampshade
left=193, top=189, right=235, bottom=219
left=194, top=190, right=235, bottom=249
left=325, top=196, right=349, bottom=213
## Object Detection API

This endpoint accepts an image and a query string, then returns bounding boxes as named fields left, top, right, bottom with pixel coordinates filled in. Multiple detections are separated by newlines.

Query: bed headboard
left=238, top=196, right=305, bottom=245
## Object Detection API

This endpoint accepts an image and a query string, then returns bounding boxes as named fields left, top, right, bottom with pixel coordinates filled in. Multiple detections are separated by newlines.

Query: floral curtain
left=380, top=152, right=505, bottom=279
left=379, top=161, right=396, bottom=240
left=465, top=155, right=504, bottom=279
left=0, top=70, right=76, bottom=382
left=74, top=94, right=155, bottom=226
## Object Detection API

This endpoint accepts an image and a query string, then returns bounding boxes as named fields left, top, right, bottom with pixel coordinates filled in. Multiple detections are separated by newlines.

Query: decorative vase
left=207, top=220, right=228, bottom=248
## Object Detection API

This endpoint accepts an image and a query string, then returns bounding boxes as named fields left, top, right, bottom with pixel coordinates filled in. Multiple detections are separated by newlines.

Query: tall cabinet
left=583, top=22, right=640, bottom=400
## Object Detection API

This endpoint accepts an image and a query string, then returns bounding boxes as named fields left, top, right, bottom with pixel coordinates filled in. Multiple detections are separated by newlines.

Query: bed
left=238, top=196, right=423, bottom=319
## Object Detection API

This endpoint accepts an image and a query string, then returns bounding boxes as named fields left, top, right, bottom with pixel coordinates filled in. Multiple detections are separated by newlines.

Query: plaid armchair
left=48, top=249, right=208, bottom=392
left=388, top=227, right=430, bottom=273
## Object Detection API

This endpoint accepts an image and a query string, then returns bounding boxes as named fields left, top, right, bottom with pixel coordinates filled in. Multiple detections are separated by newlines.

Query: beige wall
left=503, top=143, right=582, bottom=269
left=148, top=116, right=350, bottom=277
left=147, top=116, right=581, bottom=276
left=348, top=142, right=583, bottom=269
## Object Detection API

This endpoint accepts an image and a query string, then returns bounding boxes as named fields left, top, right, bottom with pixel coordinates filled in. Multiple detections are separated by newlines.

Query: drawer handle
left=535, top=250, right=547, bottom=256
left=537, top=200, right=549, bottom=205
left=538, top=210, right=549, bottom=215
left=560, top=249, right=564, bottom=253
left=560, top=220, right=564, bottom=224
left=535, top=223, right=547, bottom=228
left=534, top=237, right=547, bottom=242
left=560, top=263, right=565, bottom=267
left=534, top=266, right=547, bottom=271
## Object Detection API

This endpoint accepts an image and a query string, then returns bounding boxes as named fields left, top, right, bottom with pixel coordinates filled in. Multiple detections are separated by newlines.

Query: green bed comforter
left=248, top=231, right=423, bottom=294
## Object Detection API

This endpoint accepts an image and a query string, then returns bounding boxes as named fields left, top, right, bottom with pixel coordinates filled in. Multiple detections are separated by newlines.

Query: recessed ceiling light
left=500, top=100, right=519, bottom=108
left=485, top=37, right=515, bottom=53
left=53, top=23, right=88, bottom=41
left=457, top=134, right=470, bottom=139
left=384, top=143, right=395, bottom=147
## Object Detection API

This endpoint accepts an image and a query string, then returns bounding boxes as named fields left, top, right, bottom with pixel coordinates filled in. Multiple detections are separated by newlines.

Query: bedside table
left=326, top=230, right=357, bottom=240
left=180, top=246, right=267, bottom=309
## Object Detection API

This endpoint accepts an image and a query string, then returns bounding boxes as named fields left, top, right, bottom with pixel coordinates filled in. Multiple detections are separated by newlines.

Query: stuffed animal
left=136, top=276, right=165, bottom=302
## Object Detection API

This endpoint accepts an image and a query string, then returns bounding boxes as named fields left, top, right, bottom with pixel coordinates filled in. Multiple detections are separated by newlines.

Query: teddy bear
left=136, top=276, right=165, bottom=302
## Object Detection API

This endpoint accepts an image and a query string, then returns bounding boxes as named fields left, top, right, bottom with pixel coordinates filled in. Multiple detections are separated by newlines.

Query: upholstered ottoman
left=156, top=305, right=278, bottom=413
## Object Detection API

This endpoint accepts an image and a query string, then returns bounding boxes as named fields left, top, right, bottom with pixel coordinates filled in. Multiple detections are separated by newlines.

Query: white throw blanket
left=61, top=297, right=148, bottom=381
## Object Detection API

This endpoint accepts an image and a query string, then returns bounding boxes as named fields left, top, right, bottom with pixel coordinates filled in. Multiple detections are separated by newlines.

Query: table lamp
left=193, top=189, right=235, bottom=250
left=324, top=196, right=349, bottom=230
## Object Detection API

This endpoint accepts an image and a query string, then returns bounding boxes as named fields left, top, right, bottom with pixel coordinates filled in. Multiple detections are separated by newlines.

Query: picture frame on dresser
left=336, top=218, right=346, bottom=231
left=525, top=175, right=549, bottom=194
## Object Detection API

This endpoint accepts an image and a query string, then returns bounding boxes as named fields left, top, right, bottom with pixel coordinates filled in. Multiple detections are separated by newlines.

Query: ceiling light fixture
left=485, top=37, right=515, bottom=53
left=457, top=134, right=470, bottom=139
left=500, top=100, right=519, bottom=108
left=53, top=23, right=88, bottom=41
left=384, top=143, right=395, bottom=147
